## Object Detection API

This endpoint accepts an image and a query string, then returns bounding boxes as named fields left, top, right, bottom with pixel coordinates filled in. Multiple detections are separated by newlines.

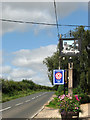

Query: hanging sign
left=60, top=38, right=81, bottom=56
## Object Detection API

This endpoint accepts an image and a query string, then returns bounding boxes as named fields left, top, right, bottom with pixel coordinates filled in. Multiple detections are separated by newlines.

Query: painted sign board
left=60, top=38, right=81, bottom=56
left=53, top=70, right=64, bottom=85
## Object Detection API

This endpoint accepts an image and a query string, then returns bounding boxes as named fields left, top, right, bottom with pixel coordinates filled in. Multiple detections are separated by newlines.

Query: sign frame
left=60, top=38, right=81, bottom=56
left=53, top=69, right=64, bottom=85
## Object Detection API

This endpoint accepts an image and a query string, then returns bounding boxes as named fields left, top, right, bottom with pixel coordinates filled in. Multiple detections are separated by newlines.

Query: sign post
left=68, top=62, right=73, bottom=96
left=59, top=36, right=81, bottom=96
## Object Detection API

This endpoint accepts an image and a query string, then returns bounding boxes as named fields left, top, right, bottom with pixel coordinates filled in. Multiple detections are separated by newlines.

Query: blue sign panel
left=53, top=70, right=64, bottom=85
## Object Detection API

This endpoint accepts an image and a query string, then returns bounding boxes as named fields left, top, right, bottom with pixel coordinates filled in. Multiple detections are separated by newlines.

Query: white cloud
left=0, top=51, right=2, bottom=65
left=2, top=2, right=55, bottom=34
left=12, top=45, right=57, bottom=67
left=32, top=75, right=52, bottom=87
left=2, top=66, right=12, bottom=73
left=2, top=45, right=57, bottom=86
left=1, top=2, right=88, bottom=35
left=9, top=68, right=35, bottom=79
left=0, top=51, right=2, bottom=78
left=0, top=65, right=12, bottom=79
left=1, top=0, right=90, bottom=2
left=2, top=67, right=36, bottom=81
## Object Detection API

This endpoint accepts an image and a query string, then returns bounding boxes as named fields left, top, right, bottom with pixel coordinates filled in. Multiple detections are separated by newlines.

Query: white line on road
left=42, top=92, right=47, bottom=95
left=0, top=107, right=11, bottom=112
left=36, top=96, right=39, bottom=98
left=25, top=100, right=31, bottom=103
left=15, top=102, right=23, bottom=106
left=38, top=95, right=41, bottom=97
left=41, top=92, right=47, bottom=95
left=1, top=92, right=48, bottom=112
left=32, top=97, right=35, bottom=100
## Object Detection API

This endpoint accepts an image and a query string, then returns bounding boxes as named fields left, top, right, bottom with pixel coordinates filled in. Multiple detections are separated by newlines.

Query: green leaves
left=43, top=27, right=90, bottom=92
left=58, top=94, right=81, bottom=112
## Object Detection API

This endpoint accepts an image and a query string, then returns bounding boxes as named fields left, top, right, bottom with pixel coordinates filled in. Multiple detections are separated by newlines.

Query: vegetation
left=43, top=26, right=90, bottom=93
left=47, top=85, right=90, bottom=109
left=0, top=78, right=54, bottom=102
left=44, top=27, right=90, bottom=109
left=73, top=85, right=90, bottom=104
left=55, top=85, right=68, bottom=96
left=46, top=97, right=58, bottom=109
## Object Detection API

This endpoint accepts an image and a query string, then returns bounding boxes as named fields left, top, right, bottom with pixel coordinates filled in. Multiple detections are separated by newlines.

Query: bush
left=73, top=85, right=84, bottom=95
left=55, top=85, right=68, bottom=96
left=79, top=93, right=90, bottom=104
left=73, top=85, right=90, bottom=104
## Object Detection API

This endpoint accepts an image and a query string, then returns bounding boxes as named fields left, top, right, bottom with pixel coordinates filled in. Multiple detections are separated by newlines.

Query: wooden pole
left=68, top=62, right=73, bottom=96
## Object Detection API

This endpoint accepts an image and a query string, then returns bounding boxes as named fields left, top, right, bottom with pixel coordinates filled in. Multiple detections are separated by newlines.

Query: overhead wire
left=0, top=18, right=90, bottom=28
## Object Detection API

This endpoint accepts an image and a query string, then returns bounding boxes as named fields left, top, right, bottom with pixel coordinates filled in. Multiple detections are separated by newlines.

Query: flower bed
left=57, top=93, right=81, bottom=113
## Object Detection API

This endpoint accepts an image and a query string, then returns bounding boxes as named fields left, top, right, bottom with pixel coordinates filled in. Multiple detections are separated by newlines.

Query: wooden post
left=59, top=34, right=62, bottom=70
left=65, top=69, right=67, bottom=84
left=68, top=62, right=73, bottom=96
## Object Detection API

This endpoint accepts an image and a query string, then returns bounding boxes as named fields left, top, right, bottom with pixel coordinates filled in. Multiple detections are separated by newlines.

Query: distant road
left=1, top=91, right=54, bottom=119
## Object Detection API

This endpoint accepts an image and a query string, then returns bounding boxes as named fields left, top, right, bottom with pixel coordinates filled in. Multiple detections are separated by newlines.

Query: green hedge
left=1, top=79, right=53, bottom=95
left=73, top=85, right=90, bottom=104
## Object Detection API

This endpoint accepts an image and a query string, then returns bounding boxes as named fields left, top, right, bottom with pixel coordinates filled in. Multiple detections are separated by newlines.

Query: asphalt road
left=1, top=91, right=54, bottom=119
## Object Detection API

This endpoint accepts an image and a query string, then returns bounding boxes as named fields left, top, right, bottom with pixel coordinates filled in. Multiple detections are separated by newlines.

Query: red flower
left=75, top=95, right=80, bottom=101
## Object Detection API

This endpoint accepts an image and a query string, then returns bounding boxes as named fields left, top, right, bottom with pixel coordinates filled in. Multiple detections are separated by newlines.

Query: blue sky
left=0, top=2, right=89, bottom=86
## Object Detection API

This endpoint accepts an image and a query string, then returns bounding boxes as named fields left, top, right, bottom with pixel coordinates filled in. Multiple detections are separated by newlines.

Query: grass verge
left=46, top=97, right=58, bottom=109
left=2, top=90, right=52, bottom=103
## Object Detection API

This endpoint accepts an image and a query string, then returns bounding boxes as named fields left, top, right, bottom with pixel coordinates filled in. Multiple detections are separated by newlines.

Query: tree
left=43, top=27, right=90, bottom=92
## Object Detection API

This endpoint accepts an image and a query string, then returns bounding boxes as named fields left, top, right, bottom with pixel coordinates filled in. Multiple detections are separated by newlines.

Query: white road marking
left=0, top=107, right=11, bottom=112
left=36, top=96, right=39, bottom=98
left=38, top=94, right=41, bottom=97
left=25, top=100, right=31, bottom=103
left=15, top=102, right=23, bottom=106
left=41, top=92, right=47, bottom=95
left=1, top=92, right=48, bottom=112
left=32, top=97, right=35, bottom=100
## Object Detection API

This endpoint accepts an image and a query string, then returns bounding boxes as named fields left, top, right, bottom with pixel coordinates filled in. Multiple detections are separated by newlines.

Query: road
left=1, top=91, right=54, bottom=119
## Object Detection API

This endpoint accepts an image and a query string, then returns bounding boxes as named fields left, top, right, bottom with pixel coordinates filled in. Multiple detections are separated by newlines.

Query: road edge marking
left=31, top=92, right=54, bottom=118
left=30, top=106, right=44, bottom=118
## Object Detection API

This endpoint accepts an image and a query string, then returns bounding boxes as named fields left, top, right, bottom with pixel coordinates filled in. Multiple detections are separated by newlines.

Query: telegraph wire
left=54, top=0, right=60, bottom=38
left=0, top=19, right=90, bottom=28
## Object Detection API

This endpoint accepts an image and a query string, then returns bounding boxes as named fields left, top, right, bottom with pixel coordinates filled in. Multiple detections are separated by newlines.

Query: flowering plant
left=57, top=93, right=81, bottom=113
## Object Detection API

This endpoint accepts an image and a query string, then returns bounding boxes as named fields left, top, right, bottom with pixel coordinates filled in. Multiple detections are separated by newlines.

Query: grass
left=2, top=89, right=52, bottom=103
left=46, top=98, right=58, bottom=109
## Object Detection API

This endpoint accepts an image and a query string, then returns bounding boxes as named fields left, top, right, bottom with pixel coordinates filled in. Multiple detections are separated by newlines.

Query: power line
left=0, top=18, right=90, bottom=28
left=54, top=0, right=59, bottom=38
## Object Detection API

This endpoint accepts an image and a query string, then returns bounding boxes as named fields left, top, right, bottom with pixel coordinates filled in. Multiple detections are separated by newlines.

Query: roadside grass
left=2, top=90, right=52, bottom=103
left=46, top=97, right=58, bottom=109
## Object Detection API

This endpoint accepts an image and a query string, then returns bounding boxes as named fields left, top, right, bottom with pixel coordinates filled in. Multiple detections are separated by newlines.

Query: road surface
left=1, top=91, right=54, bottom=119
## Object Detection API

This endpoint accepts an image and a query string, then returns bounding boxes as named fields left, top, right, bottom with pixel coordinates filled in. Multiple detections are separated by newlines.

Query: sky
left=0, top=1, right=89, bottom=86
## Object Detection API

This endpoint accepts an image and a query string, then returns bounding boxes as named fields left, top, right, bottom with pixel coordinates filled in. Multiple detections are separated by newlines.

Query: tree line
left=1, top=78, right=54, bottom=95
